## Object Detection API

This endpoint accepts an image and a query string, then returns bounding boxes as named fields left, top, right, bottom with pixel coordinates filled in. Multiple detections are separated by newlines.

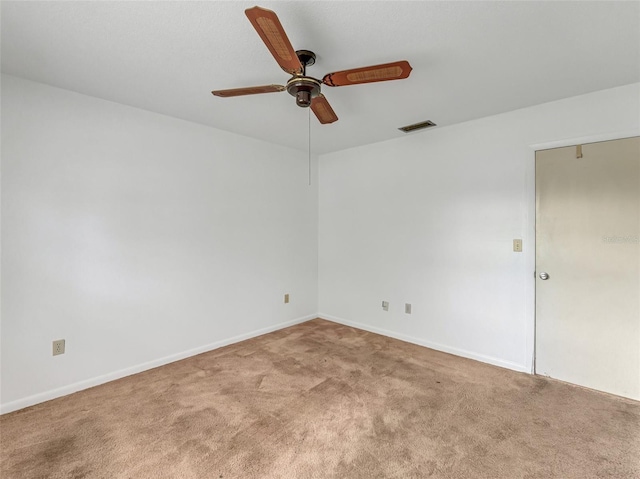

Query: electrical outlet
left=513, top=239, right=523, bottom=252
left=382, top=301, right=389, bottom=311
left=53, top=339, right=65, bottom=356
left=405, top=303, right=412, bottom=314
left=284, top=293, right=290, bottom=304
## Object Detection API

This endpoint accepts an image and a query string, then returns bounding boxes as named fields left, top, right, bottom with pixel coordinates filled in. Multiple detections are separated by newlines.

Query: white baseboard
left=318, top=313, right=529, bottom=374
left=0, top=314, right=316, bottom=415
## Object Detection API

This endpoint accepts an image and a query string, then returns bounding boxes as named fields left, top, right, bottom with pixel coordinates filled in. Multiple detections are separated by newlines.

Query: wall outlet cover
left=284, top=293, right=290, bottom=304
left=53, top=339, right=65, bottom=356
left=405, top=303, right=412, bottom=314
left=382, top=301, right=389, bottom=311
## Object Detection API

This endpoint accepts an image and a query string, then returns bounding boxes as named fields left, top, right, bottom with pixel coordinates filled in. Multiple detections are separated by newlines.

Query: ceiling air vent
left=398, top=120, right=437, bottom=133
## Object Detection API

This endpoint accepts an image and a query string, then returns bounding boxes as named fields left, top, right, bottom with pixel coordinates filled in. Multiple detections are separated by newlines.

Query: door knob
left=539, top=272, right=549, bottom=280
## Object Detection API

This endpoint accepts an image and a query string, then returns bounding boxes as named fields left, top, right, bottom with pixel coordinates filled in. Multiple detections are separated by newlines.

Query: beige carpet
left=1, top=319, right=638, bottom=478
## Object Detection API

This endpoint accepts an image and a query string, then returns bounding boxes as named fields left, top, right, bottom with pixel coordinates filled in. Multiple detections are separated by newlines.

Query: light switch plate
left=382, top=301, right=389, bottom=311
left=513, top=239, right=523, bottom=252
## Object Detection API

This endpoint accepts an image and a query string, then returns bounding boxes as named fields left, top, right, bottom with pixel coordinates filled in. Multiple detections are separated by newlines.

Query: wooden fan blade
left=211, top=84, right=285, bottom=97
left=322, top=60, right=412, bottom=87
left=311, top=94, right=338, bottom=124
left=245, top=6, right=303, bottom=75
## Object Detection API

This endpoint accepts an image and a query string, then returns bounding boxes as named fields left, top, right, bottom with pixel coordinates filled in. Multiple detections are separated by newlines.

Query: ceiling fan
left=211, top=6, right=413, bottom=125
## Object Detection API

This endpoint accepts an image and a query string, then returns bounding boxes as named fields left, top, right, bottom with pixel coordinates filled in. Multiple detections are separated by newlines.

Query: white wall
left=3, top=75, right=638, bottom=414
left=1, top=75, right=318, bottom=412
left=318, top=82, right=640, bottom=372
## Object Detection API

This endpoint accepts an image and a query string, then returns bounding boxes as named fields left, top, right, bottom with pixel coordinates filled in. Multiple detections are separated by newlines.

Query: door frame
left=524, top=129, right=640, bottom=374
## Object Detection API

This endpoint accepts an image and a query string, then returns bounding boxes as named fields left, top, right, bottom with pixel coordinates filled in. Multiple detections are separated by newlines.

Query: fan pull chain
left=308, top=107, right=311, bottom=186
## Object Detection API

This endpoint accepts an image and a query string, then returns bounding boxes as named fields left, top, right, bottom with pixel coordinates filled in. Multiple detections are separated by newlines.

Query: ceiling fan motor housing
left=286, top=77, right=321, bottom=108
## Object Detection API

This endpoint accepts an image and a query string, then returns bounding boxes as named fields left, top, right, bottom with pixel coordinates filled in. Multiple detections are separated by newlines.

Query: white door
left=535, top=137, right=640, bottom=400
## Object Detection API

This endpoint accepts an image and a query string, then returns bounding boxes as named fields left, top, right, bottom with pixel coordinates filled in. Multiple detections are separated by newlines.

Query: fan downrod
left=296, top=50, right=316, bottom=70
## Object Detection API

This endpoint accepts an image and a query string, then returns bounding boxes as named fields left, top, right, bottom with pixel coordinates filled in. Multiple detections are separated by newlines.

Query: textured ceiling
left=2, top=1, right=639, bottom=154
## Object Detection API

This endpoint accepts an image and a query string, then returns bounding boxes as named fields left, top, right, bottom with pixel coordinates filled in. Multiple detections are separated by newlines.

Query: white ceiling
left=2, top=1, right=639, bottom=155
